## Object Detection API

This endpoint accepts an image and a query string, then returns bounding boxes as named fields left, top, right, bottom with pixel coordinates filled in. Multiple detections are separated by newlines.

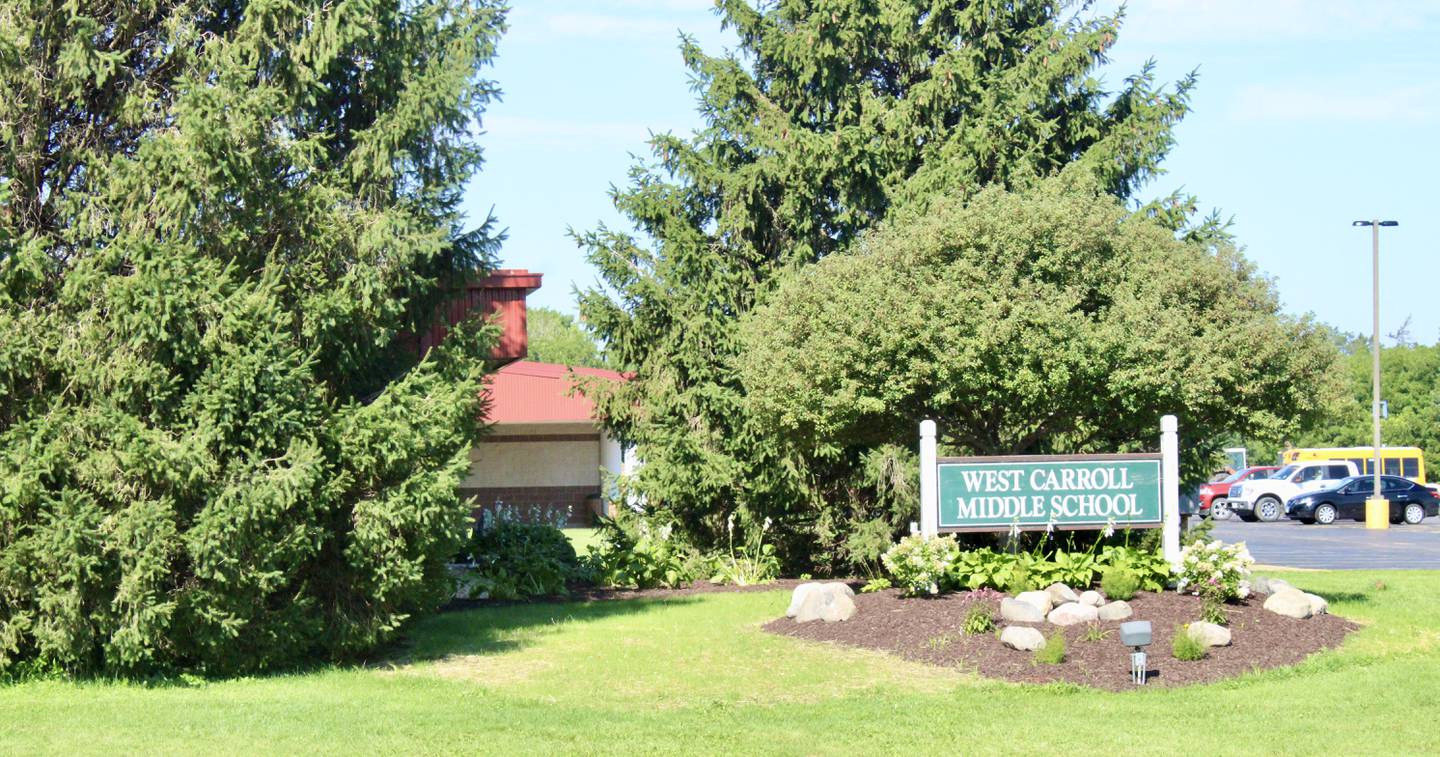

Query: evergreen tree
left=0, top=0, right=506, bottom=675
left=577, top=1, right=1200, bottom=565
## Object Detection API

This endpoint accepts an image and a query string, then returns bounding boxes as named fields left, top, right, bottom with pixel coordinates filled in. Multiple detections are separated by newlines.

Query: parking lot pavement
left=1210, top=518, right=1440, bottom=570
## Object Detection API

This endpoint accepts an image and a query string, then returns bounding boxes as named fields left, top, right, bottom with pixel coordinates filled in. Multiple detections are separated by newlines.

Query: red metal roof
left=484, top=360, right=627, bottom=424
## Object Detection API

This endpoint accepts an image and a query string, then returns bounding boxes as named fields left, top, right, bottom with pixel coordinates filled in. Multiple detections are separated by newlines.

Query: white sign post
left=1160, top=414, right=1181, bottom=567
left=919, top=420, right=938, bottom=536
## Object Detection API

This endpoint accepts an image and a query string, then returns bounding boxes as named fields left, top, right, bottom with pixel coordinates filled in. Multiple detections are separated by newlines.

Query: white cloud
left=1229, top=82, right=1439, bottom=125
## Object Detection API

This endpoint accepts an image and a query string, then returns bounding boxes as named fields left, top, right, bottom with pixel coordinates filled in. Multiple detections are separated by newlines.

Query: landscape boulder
left=786, top=583, right=823, bottom=617
left=1263, top=589, right=1314, bottom=619
left=1097, top=600, right=1133, bottom=621
left=1015, top=590, right=1053, bottom=614
left=1186, top=621, right=1233, bottom=648
left=1000, top=626, right=1047, bottom=652
left=790, top=583, right=857, bottom=623
left=1046, top=583, right=1080, bottom=605
left=1001, top=597, right=1046, bottom=623
left=1079, top=590, right=1104, bottom=607
left=1252, top=576, right=1294, bottom=595
left=1047, top=602, right=1099, bottom=626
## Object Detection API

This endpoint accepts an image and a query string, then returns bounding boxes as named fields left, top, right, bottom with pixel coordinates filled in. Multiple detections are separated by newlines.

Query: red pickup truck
left=1198, top=466, right=1280, bottom=519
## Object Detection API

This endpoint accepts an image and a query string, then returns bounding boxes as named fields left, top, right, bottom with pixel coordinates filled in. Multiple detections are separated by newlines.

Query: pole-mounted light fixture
left=1352, top=219, right=1399, bottom=528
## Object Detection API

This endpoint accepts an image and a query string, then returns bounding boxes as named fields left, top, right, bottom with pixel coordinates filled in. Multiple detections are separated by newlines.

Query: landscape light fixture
left=1119, top=620, right=1152, bottom=685
left=1352, top=219, right=1399, bottom=528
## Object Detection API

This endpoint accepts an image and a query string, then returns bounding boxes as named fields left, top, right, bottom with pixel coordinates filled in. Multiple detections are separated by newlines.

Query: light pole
left=1352, top=219, right=1398, bottom=529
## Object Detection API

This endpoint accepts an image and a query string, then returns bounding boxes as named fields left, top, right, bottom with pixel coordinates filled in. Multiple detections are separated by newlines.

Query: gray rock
left=1047, top=601, right=1099, bottom=626
left=1253, top=576, right=1294, bottom=595
left=1079, top=590, right=1104, bottom=607
left=1097, top=600, right=1133, bottom=621
left=786, top=582, right=823, bottom=618
left=1046, top=582, right=1080, bottom=606
left=1186, top=621, right=1232, bottom=647
left=1001, top=597, right=1046, bottom=623
left=794, top=585, right=857, bottom=623
left=1263, top=589, right=1313, bottom=619
left=1000, top=625, right=1047, bottom=651
left=1015, top=590, right=1053, bottom=614
left=1304, top=592, right=1329, bottom=615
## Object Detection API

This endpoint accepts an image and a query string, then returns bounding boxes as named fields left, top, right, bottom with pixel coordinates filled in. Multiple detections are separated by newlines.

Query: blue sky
left=464, top=1, right=1440, bottom=343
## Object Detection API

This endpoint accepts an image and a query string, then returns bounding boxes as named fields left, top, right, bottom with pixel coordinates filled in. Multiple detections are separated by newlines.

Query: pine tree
left=577, top=1, right=1199, bottom=565
left=0, top=0, right=506, bottom=675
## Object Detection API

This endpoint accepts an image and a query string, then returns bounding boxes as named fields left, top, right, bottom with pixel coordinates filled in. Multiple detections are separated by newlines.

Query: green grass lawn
left=4, top=570, right=1440, bottom=755
left=563, top=527, right=601, bottom=557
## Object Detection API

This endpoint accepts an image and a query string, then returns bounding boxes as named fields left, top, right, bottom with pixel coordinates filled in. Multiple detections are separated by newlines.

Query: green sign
left=937, top=455, right=1162, bottom=531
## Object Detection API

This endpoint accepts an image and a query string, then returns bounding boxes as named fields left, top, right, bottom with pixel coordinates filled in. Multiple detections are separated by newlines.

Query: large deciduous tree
left=577, top=1, right=1206, bottom=565
left=525, top=307, right=606, bottom=368
left=0, top=0, right=506, bottom=675
left=1293, top=340, right=1440, bottom=455
left=740, top=177, right=1340, bottom=544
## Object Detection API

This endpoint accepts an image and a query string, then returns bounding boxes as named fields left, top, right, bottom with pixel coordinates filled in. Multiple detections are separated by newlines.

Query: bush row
left=455, top=509, right=783, bottom=598
left=879, top=534, right=1173, bottom=598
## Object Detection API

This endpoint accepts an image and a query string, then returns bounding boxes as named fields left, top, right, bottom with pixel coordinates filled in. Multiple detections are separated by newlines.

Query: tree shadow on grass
left=1320, top=592, right=1372, bottom=605
left=380, top=595, right=704, bottom=665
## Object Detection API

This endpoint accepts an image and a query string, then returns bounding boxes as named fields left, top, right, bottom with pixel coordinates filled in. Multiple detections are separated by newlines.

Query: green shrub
left=1099, top=565, right=1141, bottom=601
left=882, top=535, right=961, bottom=596
left=460, top=519, right=582, bottom=600
left=585, top=512, right=698, bottom=589
left=1097, top=545, right=1172, bottom=592
left=1201, top=597, right=1229, bottom=626
left=1034, top=633, right=1066, bottom=664
left=949, top=548, right=1055, bottom=593
left=860, top=577, right=892, bottom=594
left=843, top=518, right=896, bottom=579
left=1172, top=626, right=1207, bottom=661
left=1079, top=623, right=1112, bottom=643
left=1050, top=549, right=1099, bottom=588
left=1183, top=515, right=1216, bottom=546
left=962, top=606, right=995, bottom=635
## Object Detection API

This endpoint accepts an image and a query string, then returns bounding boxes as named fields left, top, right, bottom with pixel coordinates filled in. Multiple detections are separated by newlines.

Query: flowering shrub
left=709, top=514, right=780, bottom=586
left=882, top=535, right=960, bottom=596
left=1174, top=539, right=1253, bottom=601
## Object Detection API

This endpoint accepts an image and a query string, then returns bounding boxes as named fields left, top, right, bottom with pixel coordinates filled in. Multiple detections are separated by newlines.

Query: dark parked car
left=1198, top=466, right=1279, bottom=519
left=1286, top=475, right=1440, bottom=525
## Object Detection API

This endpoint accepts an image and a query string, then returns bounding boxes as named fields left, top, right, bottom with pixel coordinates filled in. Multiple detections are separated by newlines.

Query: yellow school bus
left=1281, top=446, right=1426, bottom=483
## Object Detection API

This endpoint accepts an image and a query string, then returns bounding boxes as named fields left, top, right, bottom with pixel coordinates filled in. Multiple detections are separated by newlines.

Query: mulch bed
left=763, top=589, right=1358, bottom=691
